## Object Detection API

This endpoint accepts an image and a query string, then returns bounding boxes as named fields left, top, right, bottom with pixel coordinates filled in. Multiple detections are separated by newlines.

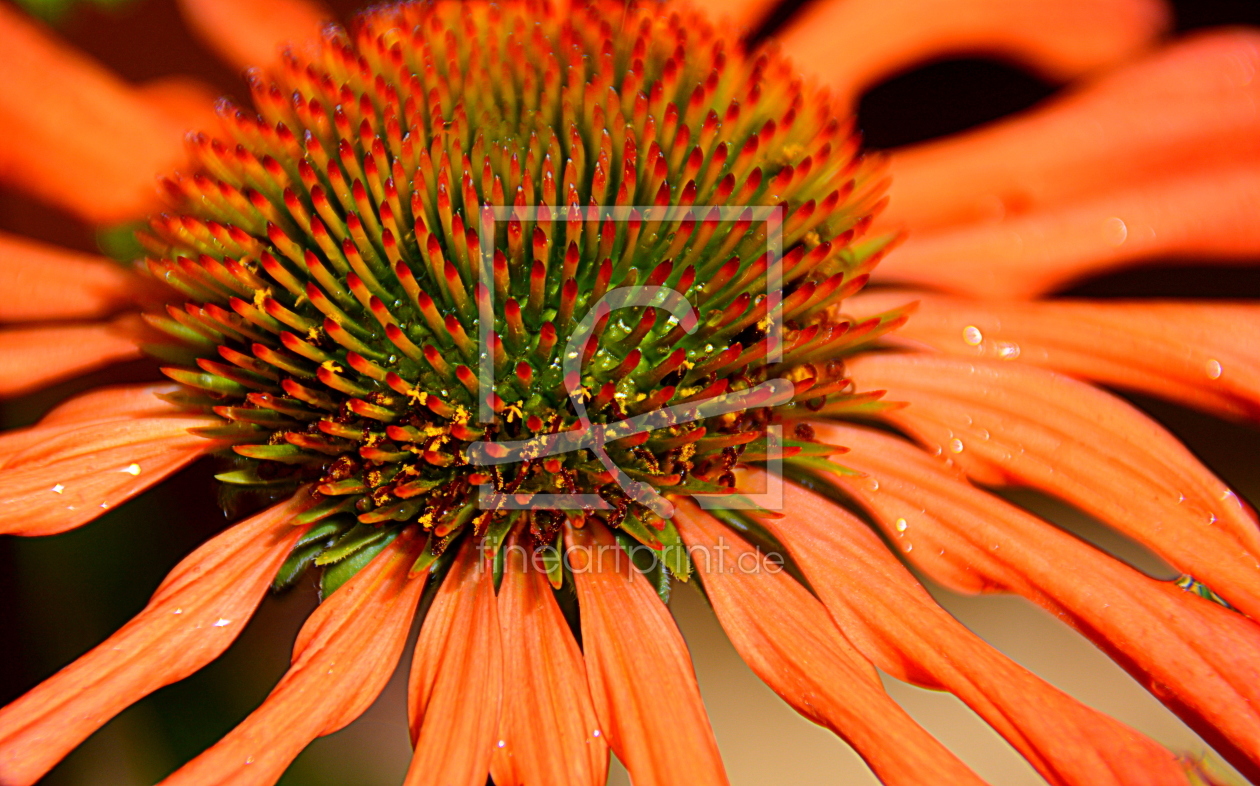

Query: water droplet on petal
left=1206, top=359, right=1223, bottom=380
left=121, top=464, right=142, bottom=476
left=895, top=517, right=908, bottom=533
left=51, top=484, right=64, bottom=494
left=245, top=757, right=255, bottom=765
left=212, top=618, right=232, bottom=627
left=904, top=543, right=913, bottom=553
left=995, top=341, right=1021, bottom=360
left=949, top=438, right=965, bottom=454
left=593, top=729, right=602, bottom=738
left=497, top=740, right=506, bottom=748
left=1104, top=216, right=1128, bottom=246
left=962, top=326, right=983, bottom=346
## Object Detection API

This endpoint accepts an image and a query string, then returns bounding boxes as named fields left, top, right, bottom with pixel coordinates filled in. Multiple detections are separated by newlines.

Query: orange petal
left=850, top=291, right=1260, bottom=421
left=847, top=352, right=1260, bottom=618
left=0, top=4, right=188, bottom=223
left=137, top=76, right=224, bottom=137
left=812, top=421, right=1260, bottom=780
left=0, top=317, right=143, bottom=398
left=778, top=0, right=1168, bottom=109
left=747, top=475, right=1189, bottom=786
left=879, top=30, right=1260, bottom=234
left=566, top=521, right=728, bottom=786
left=0, top=231, right=138, bottom=322
left=0, top=384, right=181, bottom=458
left=178, top=0, right=330, bottom=72
left=672, top=501, right=990, bottom=786
left=0, top=405, right=221, bottom=536
left=0, top=492, right=313, bottom=786
left=160, top=527, right=427, bottom=786
left=490, top=536, right=607, bottom=786
left=690, top=0, right=775, bottom=30
left=873, top=164, right=1260, bottom=298
left=405, top=538, right=502, bottom=786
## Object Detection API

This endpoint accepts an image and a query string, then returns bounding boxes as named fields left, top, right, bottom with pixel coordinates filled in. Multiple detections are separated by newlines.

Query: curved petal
left=811, top=421, right=1260, bottom=780
left=0, top=232, right=138, bottom=322
left=849, top=291, right=1260, bottom=421
left=0, top=4, right=188, bottom=223
left=566, top=522, right=728, bottom=786
left=0, top=317, right=144, bottom=398
left=178, top=0, right=331, bottom=72
left=745, top=476, right=1188, bottom=786
left=691, top=0, right=774, bottom=31
left=160, top=527, right=427, bottom=786
left=847, top=352, right=1260, bottom=618
left=0, top=493, right=313, bottom=786
left=490, top=536, right=607, bottom=786
left=873, top=165, right=1260, bottom=298
left=0, top=407, right=222, bottom=536
left=778, top=0, right=1168, bottom=108
left=405, top=538, right=502, bottom=786
left=878, top=30, right=1260, bottom=234
left=37, top=383, right=182, bottom=426
left=672, top=501, right=990, bottom=786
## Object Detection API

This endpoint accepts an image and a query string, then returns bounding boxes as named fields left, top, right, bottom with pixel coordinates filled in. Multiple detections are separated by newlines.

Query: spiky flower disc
left=142, top=0, right=899, bottom=587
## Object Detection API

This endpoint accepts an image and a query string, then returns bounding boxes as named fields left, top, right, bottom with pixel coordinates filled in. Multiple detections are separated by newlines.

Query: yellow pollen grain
left=504, top=403, right=524, bottom=422
left=252, top=287, right=273, bottom=308
left=321, top=360, right=344, bottom=374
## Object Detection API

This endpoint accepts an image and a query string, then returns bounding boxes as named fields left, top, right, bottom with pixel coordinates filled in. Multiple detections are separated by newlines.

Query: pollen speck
left=121, top=464, right=142, bottom=476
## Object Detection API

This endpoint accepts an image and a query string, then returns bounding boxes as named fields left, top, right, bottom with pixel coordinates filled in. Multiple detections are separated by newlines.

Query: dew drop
left=212, top=618, right=232, bottom=627
left=995, top=341, right=1021, bottom=360
left=173, top=608, right=183, bottom=615
left=867, top=478, right=880, bottom=491
left=51, top=484, right=64, bottom=494
left=497, top=740, right=507, bottom=749
left=962, top=326, right=983, bottom=346
left=895, top=517, right=908, bottom=533
left=592, top=730, right=602, bottom=738
left=1206, top=358, right=1223, bottom=380
left=904, top=543, right=913, bottom=553
left=949, top=438, right=965, bottom=454
left=121, top=463, right=142, bottom=476
left=245, top=756, right=255, bottom=765
left=1104, top=216, right=1128, bottom=246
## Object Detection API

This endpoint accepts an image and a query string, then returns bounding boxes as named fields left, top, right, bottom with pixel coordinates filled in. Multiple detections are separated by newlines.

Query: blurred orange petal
left=178, top=0, right=331, bottom=72
left=490, top=537, right=607, bottom=786
left=814, top=422, right=1260, bottom=780
left=0, top=406, right=220, bottom=536
left=161, top=527, right=427, bottom=786
left=567, top=521, right=728, bottom=786
left=0, top=317, right=143, bottom=398
left=751, top=476, right=1189, bottom=786
left=405, top=538, right=502, bottom=786
left=880, top=30, right=1260, bottom=234
left=691, top=0, right=774, bottom=30
left=0, top=493, right=313, bottom=786
left=779, top=0, right=1168, bottom=108
left=0, top=232, right=138, bottom=322
left=874, top=165, right=1260, bottom=298
left=0, top=4, right=189, bottom=223
left=673, top=501, right=990, bottom=786
left=851, top=291, right=1260, bottom=421
left=849, top=352, right=1260, bottom=618
left=138, top=76, right=225, bottom=137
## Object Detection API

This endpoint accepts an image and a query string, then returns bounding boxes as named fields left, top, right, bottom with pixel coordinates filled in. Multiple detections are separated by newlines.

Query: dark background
left=0, top=0, right=1258, bottom=783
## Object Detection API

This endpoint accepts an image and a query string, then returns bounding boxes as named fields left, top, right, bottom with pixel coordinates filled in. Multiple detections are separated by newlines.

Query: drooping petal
left=847, top=352, right=1260, bottom=618
left=137, top=76, right=224, bottom=137
left=490, top=536, right=607, bottom=786
left=0, top=4, right=188, bottom=223
left=566, top=521, right=728, bottom=786
left=0, top=317, right=144, bottom=398
left=873, top=165, right=1260, bottom=298
left=36, top=383, right=183, bottom=426
left=0, top=492, right=313, bottom=786
left=744, top=475, right=1189, bottom=786
left=778, top=0, right=1168, bottom=109
left=405, top=538, right=502, bottom=786
left=694, top=0, right=775, bottom=31
left=0, top=232, right=138, bottom=322
left=849, top=291, right=1260, bottom=421
left=811, top=421, right=1260, bottom=780
left=0, top=404, right=222, bottom=536
left=878, top=30, right=1260, bottom=234
left=178, top=0, right=331, bottom=72
left=672, top=501, right=990, bottom=786
left=160, top=527, right=427, bottom=786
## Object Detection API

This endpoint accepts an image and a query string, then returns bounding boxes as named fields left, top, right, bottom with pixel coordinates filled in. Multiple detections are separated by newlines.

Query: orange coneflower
left=0, top=0, right=1258, bottom=785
